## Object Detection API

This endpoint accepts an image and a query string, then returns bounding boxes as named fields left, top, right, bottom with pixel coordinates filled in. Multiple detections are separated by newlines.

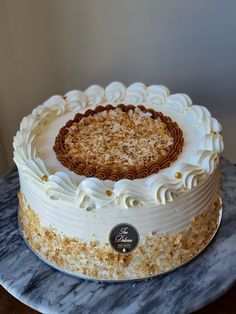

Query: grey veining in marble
left=0, top=159, right=236, bottom=314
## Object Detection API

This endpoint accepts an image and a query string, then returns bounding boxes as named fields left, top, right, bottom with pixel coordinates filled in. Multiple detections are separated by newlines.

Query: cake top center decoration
left=54, top=104, right=184, bottom=181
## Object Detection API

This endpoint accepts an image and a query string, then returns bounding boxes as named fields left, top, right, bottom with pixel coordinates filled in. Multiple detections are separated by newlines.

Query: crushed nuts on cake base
left=18, top=192, right=221, bottom=280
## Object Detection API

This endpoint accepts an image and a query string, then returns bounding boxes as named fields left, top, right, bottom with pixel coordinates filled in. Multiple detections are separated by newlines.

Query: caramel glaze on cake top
left=53, top=104, right=184, bottom=181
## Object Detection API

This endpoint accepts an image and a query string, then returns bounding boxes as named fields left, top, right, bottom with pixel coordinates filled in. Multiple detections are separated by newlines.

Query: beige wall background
left=0, top=0, right=235, bottom=175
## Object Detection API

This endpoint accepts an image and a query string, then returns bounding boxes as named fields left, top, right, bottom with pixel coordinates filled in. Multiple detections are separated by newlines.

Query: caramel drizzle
left=53, top=104, right=184, bottom=181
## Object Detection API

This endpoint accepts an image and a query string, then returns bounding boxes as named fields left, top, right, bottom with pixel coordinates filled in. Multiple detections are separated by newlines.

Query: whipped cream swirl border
left=13, top=82, right=224, bottom=209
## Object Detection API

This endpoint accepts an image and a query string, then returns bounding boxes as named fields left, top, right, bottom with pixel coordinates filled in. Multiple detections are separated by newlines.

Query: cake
left=14, top=82, right=224, bottom=280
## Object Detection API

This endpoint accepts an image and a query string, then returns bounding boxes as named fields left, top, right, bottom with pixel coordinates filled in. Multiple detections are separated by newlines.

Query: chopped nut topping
left=64, top=107, right=174, bottom=171
left=54, top=104, right=184, bottom=180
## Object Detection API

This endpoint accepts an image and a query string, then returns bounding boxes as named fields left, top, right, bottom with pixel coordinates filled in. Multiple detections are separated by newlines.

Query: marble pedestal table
left=0, top=159, right=236, bottom=314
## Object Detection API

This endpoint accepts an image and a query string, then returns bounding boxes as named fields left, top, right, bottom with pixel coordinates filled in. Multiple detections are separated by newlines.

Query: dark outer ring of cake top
left=53, top=104, right=184, bottom=181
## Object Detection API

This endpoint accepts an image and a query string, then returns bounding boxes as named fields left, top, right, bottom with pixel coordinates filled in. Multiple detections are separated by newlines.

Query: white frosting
left=14, top=82, right=224, bottom=213
left=64, top=90, right=87, bottom=111
left=19, top=167, right=220, bottom=243
left=105, top=82, right=126, bottom=102
left=166, top=93, right=192, bottom=112
left=146, top=85, right=170, bottom=105
left=85, top=85, right=104, bottom=107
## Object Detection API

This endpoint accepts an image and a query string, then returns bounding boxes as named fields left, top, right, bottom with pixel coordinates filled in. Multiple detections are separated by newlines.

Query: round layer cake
left=14, top=82, right=224, bottom=280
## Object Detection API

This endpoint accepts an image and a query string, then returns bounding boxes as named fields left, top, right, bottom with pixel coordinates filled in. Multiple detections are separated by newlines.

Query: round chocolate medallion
left=109, top=223, right=140, bottom=254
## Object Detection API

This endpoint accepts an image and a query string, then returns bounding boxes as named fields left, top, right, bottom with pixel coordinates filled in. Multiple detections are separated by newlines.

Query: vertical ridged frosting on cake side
left=19, top=165, right=220, bottom=243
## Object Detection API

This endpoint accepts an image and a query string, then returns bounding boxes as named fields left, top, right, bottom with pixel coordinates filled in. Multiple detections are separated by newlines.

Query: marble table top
left=0, top=158, right=236, bottom=314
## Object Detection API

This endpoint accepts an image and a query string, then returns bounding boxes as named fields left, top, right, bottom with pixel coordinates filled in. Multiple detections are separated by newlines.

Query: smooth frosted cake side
left=14, top=82, right=224, bottom=280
